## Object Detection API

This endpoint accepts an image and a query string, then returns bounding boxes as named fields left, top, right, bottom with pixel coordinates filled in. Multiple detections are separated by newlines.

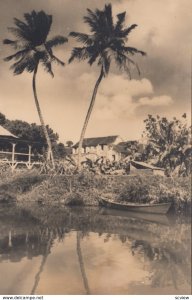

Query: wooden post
left=8, top=230, right=12, bottom=248
left=11, top=143, right=16, bottom=164
left=28, top=145, right=32, bottom=165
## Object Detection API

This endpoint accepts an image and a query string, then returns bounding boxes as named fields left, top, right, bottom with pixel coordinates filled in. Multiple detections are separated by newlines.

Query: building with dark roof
left=73, top=135, right=124, bottom=161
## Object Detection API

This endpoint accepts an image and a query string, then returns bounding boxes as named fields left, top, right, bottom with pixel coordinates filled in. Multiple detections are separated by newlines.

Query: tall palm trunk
left=33, top=64, right=55, bottom=168
left=77, top=68, right=104, bottom=168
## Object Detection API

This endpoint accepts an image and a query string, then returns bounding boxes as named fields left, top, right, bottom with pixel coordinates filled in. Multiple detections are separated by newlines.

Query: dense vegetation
left=0, top=169, right=190, bottom=216
left=143, top=114, right=191, bottom=176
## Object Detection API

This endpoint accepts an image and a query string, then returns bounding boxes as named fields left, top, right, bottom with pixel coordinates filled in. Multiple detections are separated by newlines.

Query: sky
left=0, top=0, right=191, bottom=144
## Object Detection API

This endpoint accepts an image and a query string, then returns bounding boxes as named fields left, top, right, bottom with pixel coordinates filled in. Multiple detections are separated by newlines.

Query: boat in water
left=99, top=197, right=172, bottom=214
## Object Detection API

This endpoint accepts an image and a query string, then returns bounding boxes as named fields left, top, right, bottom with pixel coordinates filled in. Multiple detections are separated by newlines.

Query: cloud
left=0, top=0, right=190, bottom=142
left=138, top=95, right=173, bottom=107
left=93, top=74, right=173, bottom=121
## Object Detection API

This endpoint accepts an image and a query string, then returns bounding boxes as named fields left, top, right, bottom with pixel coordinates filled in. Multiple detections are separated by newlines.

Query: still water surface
left=0, top=205, right=191, bottom=295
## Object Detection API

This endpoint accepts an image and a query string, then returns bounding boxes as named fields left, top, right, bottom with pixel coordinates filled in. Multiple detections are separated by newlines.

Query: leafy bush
left=118, top=176, right=149, bottom=203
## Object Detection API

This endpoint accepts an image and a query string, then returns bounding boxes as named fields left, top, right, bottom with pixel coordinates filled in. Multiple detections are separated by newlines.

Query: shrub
left=118, top=176, right=150, bottom=203
left=116, top=175, right=191, bottom=209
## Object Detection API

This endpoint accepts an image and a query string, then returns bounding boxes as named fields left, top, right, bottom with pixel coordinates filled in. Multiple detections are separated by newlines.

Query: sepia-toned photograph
left=0, top=0, right=191, bottom=297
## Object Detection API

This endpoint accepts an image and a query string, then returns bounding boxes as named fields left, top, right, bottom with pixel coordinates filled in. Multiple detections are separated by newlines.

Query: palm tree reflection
left=76, top=231, right=90, bottom=295
left=30, top=231, right=53, bottom=295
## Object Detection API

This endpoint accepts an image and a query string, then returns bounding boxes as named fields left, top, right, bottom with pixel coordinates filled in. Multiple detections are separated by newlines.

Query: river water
left=0, top=205, right=191, bottom=295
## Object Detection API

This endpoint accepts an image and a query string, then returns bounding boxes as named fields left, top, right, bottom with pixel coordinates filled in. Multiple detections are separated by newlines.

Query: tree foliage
left=69, top=4, right=146, bottom=77
left=143, top=114, right=192, bottom=176
left=3, top=10, right=67, bottom=76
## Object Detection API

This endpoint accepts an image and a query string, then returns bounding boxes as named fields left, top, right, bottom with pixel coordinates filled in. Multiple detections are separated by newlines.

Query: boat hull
left=99, top=197, right=171, bottom=214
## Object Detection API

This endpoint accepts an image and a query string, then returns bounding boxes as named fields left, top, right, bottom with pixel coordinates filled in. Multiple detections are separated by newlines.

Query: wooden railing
left=0, top=150, right=43, bottom=170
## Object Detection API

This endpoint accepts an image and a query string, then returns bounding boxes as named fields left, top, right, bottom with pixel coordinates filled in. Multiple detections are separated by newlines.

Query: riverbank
left=0, top=169, right=191, bottom=215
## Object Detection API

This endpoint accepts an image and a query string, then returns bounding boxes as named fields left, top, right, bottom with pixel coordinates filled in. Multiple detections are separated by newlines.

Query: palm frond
left=42, top=60, right=54, bottom=77
left=88, top=48, right=99, bottom=65
left=46, top=36, right=68, bottom=49
left=69, top=47, right=90, bottom=63
left=115, top=11, right=126, bottom=32
left=8, top=26, right=26, bottom=40
left=104, top=4, right=113, bottom=32
left=24, top=11, right=36, bottom=28
left=34, top=11, right=52, bottom=43
left=126, top=56, right=141, bottom=76
left=69, top=32, right=93, bottom=45
left=85, top=8, right=98, bottom=24
left=10, top=54, right=37, bottom=75
left=121, top=24, right=138, bottom=37
left=84, top=9, right=100, bottom=33
left=114, top=51, right=132, bottom=79
left=13, top=18, right=29, bottom=33
left=3, top=39, right=17, bottom=45
left=122, top=46, right=146, bottom=56
left=4, top=49, right=29, bottom=62
left=51, top=54, right=65, bottom=66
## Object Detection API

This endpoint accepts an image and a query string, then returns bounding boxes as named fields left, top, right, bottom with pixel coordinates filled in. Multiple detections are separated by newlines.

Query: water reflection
left=76, top=231, right=90, bottom=295
left=0, top=205, right=191, bottom=295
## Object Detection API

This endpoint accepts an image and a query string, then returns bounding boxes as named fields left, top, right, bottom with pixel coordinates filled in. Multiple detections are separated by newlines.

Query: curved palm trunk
left=77, top=68, right=104, bottom=168
left=33, top=64, right=55, bottom=169
left=76, top=231, right=90, bottom=294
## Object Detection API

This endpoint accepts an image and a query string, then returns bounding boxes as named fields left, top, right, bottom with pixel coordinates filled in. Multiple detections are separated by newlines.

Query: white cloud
left=138, top=95, right=173, bottom=107
left=93, top=74, right=173, bottom=121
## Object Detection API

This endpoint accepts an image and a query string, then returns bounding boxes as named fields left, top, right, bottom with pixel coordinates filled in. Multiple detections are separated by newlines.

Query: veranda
left=0, top=126, right=43, bottom=170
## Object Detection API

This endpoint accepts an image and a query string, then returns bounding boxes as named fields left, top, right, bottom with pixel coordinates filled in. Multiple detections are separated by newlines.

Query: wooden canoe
left=99, top=197, right=172, bottom=214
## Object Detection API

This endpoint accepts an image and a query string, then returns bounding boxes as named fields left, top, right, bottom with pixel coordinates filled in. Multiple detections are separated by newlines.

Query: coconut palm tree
left=69, top=4, right=146, bottom=168
left=3, top=10, right=68, bottom=168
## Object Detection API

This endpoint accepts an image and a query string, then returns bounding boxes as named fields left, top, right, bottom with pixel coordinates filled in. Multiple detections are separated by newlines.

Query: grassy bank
left=0, top=170, right=191, bottom=215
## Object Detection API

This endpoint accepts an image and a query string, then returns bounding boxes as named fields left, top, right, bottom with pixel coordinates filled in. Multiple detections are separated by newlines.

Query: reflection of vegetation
left=76, top=231, right=90, bottom=295
left=131, top=223, right=191, bottom=290
left=0, top=206, right=190, bottom=294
